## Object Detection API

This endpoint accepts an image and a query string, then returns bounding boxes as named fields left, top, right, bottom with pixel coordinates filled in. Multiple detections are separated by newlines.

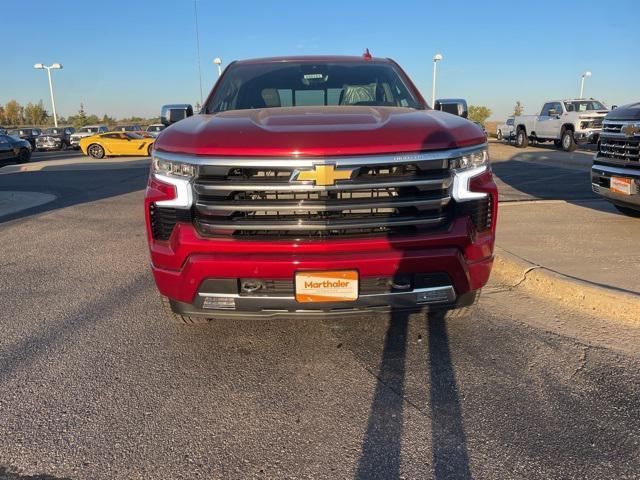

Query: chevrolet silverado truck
left=591, top=102, right=640, bottom=217
left=146, top=55, right=497, bottom=324
left=70, top=125, right=109, bottom=149
left=514, top=99, right=609, bottom=151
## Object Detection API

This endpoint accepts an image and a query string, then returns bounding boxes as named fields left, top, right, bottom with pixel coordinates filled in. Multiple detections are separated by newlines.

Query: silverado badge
left=291, top=165, right=358, bottom=186
left=621, top=123, right=640, bottom=137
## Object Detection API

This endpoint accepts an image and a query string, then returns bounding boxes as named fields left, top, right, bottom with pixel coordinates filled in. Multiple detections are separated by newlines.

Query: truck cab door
left=535, top=102, right=559, bottom=138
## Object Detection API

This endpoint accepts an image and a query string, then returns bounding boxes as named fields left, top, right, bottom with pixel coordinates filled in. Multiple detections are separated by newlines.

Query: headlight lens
left=452, top=147, right=489, bottom=170
left=152, top=156, right=196, bottom=178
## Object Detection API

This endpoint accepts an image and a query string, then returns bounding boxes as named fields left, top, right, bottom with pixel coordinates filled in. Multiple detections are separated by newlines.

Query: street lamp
left=431, top=53, right=443, bottom=106
left=213, top=57, right=222, bottom=77
left=579, top=71, right=592, bottom=99
left=34, top=63, right=63, bottom=127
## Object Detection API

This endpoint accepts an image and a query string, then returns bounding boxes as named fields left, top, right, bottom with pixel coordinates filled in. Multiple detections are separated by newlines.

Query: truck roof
left=234, top=55, right=392, bottom=65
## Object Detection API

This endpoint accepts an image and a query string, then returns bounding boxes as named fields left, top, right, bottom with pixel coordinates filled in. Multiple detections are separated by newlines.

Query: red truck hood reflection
left=154, top=106, right=486, bottom=157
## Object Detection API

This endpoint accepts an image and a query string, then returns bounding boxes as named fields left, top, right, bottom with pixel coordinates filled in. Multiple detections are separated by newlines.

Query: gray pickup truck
left=591, top=102, right=640, bottom=216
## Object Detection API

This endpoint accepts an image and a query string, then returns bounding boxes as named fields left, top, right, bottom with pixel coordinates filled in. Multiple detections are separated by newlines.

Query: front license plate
left=611, top=176, right=633, bottom=195
left=295, top=270, right=358, bottom=303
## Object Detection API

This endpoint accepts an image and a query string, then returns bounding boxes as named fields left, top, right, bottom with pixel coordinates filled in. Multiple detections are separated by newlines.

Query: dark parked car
left=0, top=134, right=32, bottom=165
left=36, top=126, right=76, bottom=151
left=111, top=124, right=143, bottom=132
left=8, top=128, right=42, bottom=149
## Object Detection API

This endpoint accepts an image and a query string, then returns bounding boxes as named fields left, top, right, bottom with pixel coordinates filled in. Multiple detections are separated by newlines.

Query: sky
left=2, top=0, right=639, bottom=121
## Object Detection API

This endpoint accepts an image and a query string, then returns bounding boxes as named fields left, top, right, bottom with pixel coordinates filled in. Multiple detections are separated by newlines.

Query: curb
left=491, top=246, right=640, bottom=324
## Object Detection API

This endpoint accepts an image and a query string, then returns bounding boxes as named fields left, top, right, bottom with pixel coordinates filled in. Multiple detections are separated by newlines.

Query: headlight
left=451, top=146, right=489, bottom=170
left=152, top=156, right=196, bottom=178
left=451, top=146, right=490, bottom=201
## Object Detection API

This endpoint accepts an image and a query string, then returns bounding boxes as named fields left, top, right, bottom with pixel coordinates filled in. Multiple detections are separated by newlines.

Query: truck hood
left=71, top=132, right=96, bottom=138
left=605, top=102, right=640, bottom=121
left=154, top=106, right=486, bottom=157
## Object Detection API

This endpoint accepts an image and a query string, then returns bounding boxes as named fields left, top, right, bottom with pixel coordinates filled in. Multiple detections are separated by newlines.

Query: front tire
left=614, top=204, right=640, bottom=218
left=17, top=148, right=31, bottom=164
left=147, top=144, right=153, bottom=157
left=561, top=129, right=576, bottom=152
left=161, top=296, right=211, bottom=325
left=497, top=130, right=503, bottom=141
left=429, top=290, right=480, bottom=321
left=515, top=129, right=529, bottom=148
left=87, top=143, right=105, bottom=159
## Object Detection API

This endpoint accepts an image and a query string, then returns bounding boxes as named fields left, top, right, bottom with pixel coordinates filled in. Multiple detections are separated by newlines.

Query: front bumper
left=575, top=130, right=601, bottom=144
left=150, top=218, right=495, bottom=318
left=591, top=164, right=640, bottom=209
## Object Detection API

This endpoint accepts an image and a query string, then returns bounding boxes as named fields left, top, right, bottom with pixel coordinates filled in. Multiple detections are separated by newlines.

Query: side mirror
left=434, top=98, right=468, bottom=119
left=161, top=104, right=194, bottom=126
left=611, top=105, right=618, bottom=110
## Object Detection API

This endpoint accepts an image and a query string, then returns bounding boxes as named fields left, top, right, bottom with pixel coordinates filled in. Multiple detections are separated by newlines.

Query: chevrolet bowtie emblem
left=291, top=164, right=358, bottom=186
left=621, top=123, right=640, bottom=137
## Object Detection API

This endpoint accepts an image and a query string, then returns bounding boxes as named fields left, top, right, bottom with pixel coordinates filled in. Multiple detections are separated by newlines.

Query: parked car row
left=0, top=123, right=166, bottom=152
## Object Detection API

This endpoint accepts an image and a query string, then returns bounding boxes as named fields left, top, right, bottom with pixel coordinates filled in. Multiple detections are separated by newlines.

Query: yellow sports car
left=79, top=132, right=155, bottom=159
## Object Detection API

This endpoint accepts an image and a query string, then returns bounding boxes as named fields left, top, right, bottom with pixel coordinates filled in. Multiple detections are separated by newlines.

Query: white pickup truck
left=513, top=99, right=609, bottom=151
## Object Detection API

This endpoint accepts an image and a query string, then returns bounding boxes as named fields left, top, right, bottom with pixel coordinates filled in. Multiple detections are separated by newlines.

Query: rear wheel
left=497, top=130, right=503, bottom=141
left=161, top=296, right=211, bottom=325
left=515, top=129, right=529, bottom=148
left=87, top=143, right=105, bottom=159
left=17, top=148, right=31, bottom=164
left=147, top=144, right=153, bottom=157
left=561, top=129, right=576, bottom=152
left=614, top=204, right=640, bottom=218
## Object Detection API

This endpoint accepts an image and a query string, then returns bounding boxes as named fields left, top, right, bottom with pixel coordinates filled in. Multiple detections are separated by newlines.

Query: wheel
left=147, top=144, right=153, bottom=157
left=497, top=130, right=503, bottom=141
left=614, top=204, right=640, bottom=218
left=554, top=139, right=562, bottom=147
left=561, top=129, right=576, bottom=152
left=161, top=296, right=210, bottom=325
left=429, top=290, right=480, bottom=321
left=17, top=148, right=31, bottom=164
left=87, top=143, right=105, bottom=159
left=515, top=129, right=529, bottom=148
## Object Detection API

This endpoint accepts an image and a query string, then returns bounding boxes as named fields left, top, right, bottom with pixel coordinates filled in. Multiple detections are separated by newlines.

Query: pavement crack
left=569, top=345, right=591, bottom=381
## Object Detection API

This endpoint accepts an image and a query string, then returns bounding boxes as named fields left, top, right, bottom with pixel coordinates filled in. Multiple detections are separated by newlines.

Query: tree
left=4, top=100, right=24, bottom=126
left=468, top=105, right=492, bottom=126
left=102, top=114, right=115, bottom=125
left=0, top=106, right=5, bottom=125
left=513, top=101, right=524, bottom=116
left=24, top=100, right=49, bottom=125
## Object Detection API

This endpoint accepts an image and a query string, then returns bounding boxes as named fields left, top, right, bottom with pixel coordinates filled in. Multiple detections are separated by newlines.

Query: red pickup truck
left=145, top=55, right=497, bottom=324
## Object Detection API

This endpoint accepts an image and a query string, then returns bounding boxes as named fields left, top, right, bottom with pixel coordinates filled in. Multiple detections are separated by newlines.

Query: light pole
left=213, top=57, right=222, bottom=77
left=34, top=63, right=62, bottom=127
left=431, top=53, right=443, bottom=106
left=579, top=71, right=592, bottom=99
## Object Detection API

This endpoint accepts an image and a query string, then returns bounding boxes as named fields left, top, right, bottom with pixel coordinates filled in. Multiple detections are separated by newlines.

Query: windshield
left=9, top=130, right=26, bottom=136
left=45, top=128, right=62, bottom=134
left=564, top=100, right=607, bottom=112
left=79, top=127, right=100, bottom=133
left=206, top=61, right=423, bottom=113
left=147, top=125, right=164, bottom=132
left=125, top=132, right=144, bottom=139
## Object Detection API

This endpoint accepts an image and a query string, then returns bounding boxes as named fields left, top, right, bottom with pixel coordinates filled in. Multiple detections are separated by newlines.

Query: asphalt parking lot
left=0, top=146, right=639, bottom=479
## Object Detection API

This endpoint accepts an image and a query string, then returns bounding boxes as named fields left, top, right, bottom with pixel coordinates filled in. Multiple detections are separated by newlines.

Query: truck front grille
left=596, top=121, right=640, bottom=167
left=191, top=155, right=454, bottom=239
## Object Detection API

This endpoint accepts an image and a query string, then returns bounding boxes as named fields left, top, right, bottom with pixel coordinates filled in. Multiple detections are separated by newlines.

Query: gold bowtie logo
left=292, top=164, right=357, bottom=186
left=621, top=123, right=640, bottom=137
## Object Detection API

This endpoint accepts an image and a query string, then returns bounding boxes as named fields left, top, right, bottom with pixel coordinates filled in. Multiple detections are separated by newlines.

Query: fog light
left=202, top=296, right=236, bottom=310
